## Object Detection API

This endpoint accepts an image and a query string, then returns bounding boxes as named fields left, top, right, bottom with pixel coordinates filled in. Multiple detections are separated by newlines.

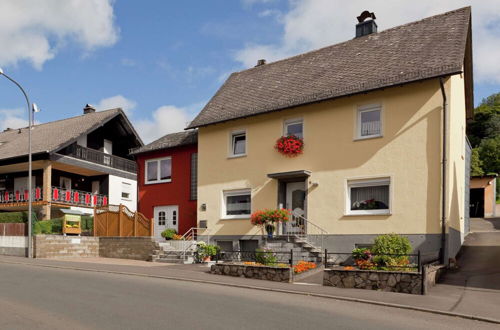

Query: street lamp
left=0, top=67, right=38, bottom=258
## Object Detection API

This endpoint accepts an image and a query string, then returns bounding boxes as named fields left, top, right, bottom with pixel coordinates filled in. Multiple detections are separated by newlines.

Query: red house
left=130, top=130, right=197, bottom=239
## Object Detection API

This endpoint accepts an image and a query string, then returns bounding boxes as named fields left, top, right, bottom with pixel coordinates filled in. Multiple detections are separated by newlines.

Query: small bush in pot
left=196, top=242, right=220, bottom=262
left=161, top=229, right=177, bottom=240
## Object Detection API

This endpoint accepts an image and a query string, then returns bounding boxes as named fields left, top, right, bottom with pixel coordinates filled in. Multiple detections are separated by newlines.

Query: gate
left=93, top=204, right=153, bottom=237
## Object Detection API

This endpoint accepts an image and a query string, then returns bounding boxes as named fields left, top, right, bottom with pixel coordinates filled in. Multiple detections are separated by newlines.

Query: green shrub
left=255, top=248, right=277, bottom=265
left=33, top=221, right=52, bottom=234
left=352, top=247, right=371, bottom=261
left=49, top=218, right=63, bottom=234
left=195, top=242, right=220, bottom=261
left=161, top=228, right=177, bottom=240
left=371, top=234, right=412, bottom=269
left=81, top=216, right=93, bottom=231
left=0, top=211, right=37, bottom=223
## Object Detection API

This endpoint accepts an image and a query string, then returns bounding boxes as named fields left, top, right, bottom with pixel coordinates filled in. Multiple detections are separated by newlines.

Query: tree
left=470, top=148, right=484, bottom=176
left=478, top=136, right=500, bottom=175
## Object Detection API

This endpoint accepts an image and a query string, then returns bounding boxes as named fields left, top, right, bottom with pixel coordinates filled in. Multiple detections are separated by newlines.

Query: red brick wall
left=136, top=144, right=197, bottom=235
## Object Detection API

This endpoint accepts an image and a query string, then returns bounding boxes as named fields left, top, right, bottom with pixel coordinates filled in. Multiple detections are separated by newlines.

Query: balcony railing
left=51, top=186, right=108, bottom=207
left=0, top=187, right=43, bottom=204
left=66, top=144, right=137, bottom=173
left=0, top=187, right=108, bottom=208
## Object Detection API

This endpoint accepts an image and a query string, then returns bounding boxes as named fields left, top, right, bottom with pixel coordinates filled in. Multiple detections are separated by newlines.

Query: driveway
left=434, top=218, right=500, bottom=318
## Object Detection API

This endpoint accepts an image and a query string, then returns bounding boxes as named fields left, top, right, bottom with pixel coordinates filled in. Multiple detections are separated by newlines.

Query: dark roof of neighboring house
left=188, top=7, right=471, bottom=129
left=0, top=108, right=143, bottom=161
left=130, top=130, right=197, bottom=155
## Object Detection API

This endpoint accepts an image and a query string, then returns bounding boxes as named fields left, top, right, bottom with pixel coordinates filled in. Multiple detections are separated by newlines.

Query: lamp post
left=0, top=67, right=38, bottom=258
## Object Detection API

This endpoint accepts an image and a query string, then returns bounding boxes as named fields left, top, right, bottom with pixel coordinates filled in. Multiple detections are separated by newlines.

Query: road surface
left=0, top=262, right=495, bottom=330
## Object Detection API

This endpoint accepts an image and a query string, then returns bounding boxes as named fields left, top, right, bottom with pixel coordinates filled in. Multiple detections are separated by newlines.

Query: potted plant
left=196, top=242, right=220, bottom=263
left=161, top=228, right=177, bottom=240
left=251, top=208, right=290, bottom=239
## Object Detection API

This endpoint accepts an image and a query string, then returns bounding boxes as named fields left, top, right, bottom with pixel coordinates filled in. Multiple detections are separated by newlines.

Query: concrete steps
left=263, top=236, right=323, bottom=263
left=151, top=240, right=197, bottom=264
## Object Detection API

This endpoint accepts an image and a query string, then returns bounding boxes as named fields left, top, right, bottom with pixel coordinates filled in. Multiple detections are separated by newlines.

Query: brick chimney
left=83, top=104, right=96, bottom=114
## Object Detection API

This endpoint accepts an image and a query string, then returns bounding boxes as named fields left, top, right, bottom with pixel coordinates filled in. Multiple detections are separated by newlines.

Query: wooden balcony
left=66, top=144, right=137, bottom=173
left=0, top=186, right=108, bottom=208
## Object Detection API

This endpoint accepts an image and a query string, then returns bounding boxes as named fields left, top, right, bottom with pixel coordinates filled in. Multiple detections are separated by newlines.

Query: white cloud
left=120, top=58, right=136, bottom=67
left=0, top=108, right=29, bottom=131
left=95, top=95, right=137, bottom=116
left=0, top=0, right=118, bottom=70
left=235, top=0, right=500, bottom=83
left=135, top=105, right=194, bottom=143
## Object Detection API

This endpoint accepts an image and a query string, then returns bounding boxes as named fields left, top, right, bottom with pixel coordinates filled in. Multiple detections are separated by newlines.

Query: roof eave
left=187, top=71, right=464, bottom=129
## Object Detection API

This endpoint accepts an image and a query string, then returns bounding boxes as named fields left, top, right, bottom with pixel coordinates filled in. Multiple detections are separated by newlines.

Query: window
left=158, top=211, right=166, bottom=226
left=230, top=131, right=246, bottom=157
left=190, top=153, right=198, bottom=200
left=223, top=189, right=251, bottom=218
left=347, top=178, right=390, bottom=215
left=284, top=119, right=303, bottom=139
left=357, top=104, right=382, bottom=138
left=121, top=182, right=131, bottom=200
left=145, top=157, right=172, bottom=184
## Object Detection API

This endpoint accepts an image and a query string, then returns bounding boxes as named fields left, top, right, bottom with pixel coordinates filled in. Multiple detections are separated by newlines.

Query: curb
left=1, top=259, right=499, bottom=325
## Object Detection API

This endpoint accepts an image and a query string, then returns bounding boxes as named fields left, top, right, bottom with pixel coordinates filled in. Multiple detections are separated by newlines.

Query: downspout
left=439, top=78, right=448, bottom=264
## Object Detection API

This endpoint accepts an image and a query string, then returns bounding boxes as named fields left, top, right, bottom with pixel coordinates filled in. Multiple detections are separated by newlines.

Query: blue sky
left=1, top=0, right=499, bottom=143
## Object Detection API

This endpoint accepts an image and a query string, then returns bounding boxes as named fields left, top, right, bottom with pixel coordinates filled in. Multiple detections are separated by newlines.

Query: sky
left=0, top=0, right=499, bottom=143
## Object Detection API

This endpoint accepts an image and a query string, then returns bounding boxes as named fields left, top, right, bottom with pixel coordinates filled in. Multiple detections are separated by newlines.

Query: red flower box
left=275, top=135, right=304, bottom=157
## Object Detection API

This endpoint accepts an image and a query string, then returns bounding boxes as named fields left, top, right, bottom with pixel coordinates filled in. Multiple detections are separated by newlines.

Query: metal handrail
left=281, top=211, right=328, bottom=257
left=181, top=227, right=211, bottom=262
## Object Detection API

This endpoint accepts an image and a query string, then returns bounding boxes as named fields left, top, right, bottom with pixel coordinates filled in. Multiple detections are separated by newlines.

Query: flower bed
left=293, top=261, right=317, bottom=274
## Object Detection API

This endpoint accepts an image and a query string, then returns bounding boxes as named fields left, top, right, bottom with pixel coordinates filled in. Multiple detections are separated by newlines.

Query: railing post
left=133, top=212, right=137, bottom=237
left=418, top=250, right=425, bottom=295
left=290, top=248, right=294, bottom=266
left=324, top=249, right=328, bottom=266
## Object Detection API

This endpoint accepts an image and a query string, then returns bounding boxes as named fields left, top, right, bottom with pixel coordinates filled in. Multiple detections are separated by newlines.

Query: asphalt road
left=0, top=263, right=495, bottom=330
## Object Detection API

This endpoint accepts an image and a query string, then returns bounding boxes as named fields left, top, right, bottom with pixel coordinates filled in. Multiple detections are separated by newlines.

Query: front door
left=284, top=181, right=306, bottom=234
left=154, top=205, right=179, bottom=239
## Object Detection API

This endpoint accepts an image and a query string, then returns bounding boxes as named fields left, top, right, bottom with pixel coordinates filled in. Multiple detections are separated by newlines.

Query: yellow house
left=187, top=7, right=474, bottom=263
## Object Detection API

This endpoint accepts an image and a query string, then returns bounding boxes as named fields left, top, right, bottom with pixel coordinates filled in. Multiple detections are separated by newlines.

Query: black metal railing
left=213, top=250, right=296, bottom=266
left=66, top=144, right=137, bottom=173
left=324, top=250, right=442, bottom=273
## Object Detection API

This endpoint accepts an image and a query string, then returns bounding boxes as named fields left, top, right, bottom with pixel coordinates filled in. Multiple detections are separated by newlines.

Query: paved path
left=434, top=218, right=500, bottom=319
left=0, top=262, right=496, bottom=330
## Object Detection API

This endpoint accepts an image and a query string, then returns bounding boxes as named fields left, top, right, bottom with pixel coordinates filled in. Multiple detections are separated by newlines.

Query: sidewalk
left=0, top=255, right=498, bottom=324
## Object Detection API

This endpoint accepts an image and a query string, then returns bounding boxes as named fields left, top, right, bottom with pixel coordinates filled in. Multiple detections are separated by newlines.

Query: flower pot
left=203, top=256, right=211, bottom=262
left=265, top=225, right=275, bottom=239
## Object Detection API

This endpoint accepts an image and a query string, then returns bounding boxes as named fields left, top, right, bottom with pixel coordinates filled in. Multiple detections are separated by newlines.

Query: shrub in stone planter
left=372, top=234, right=412, bottom=270
left=255, top=248, right=277, bottom=265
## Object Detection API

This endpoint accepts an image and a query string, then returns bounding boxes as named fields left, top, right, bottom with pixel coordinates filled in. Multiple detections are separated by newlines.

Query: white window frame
left=228, top=130, right=247, bottom=158
left=121, top=182, right=132, bottom=201
left=283, top=118, right=304, bottom=139
left=345, top=177, right=392, bottom=216
left=355, top=104, right=383, bottom=140
left=145, top=156, right=172, bottom=184
left=221, top=188, right=251, bottom=219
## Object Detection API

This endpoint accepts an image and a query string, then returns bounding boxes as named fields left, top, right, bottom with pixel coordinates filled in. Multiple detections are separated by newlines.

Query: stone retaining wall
left=34, top=235, right=99, bottom=258
left=0, top=236, right=28, bottom=257
left=99, top=237, right=158, bottom=261
left=323, top=268, right=422, bottom=294
left=33, top=235, right=158, bottom=261
left=211, top=263, right=292, bottom=283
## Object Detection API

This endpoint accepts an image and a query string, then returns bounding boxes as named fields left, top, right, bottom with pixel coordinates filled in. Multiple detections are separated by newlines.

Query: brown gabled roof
left=130, top=130, right=197, bottom=155
left=188, top=7, right=471, bottom=129
left=0, top=108, right=141, bottom=161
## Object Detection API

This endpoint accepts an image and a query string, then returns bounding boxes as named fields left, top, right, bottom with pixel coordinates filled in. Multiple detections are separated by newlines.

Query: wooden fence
left=93, top=204, right=154, bottom=237
left=0, top=223, right=27, bottom=236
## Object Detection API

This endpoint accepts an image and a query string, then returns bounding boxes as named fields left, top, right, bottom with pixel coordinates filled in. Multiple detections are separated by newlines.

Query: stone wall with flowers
left=323, top=268, right=422, bottom=294
left=211, top=263, right=292, bottom=283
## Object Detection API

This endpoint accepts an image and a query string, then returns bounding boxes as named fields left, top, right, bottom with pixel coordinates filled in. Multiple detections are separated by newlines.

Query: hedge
left=32, top=216, right=93, bottom=235
left=0, top=211, right=38, bottom=223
